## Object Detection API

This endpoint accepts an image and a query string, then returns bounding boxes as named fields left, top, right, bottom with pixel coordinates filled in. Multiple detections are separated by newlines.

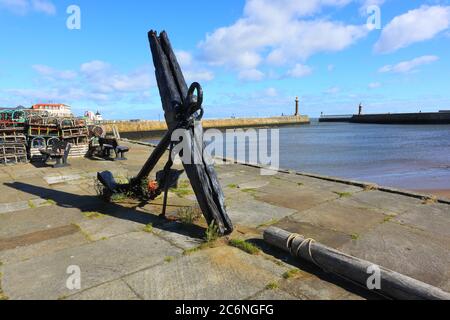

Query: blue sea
left=143, top=120, right=450, bottom=191
left=277, top=121, right=450, bottom=191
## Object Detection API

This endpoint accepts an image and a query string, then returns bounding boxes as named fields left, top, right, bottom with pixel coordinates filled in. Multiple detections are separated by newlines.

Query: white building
left=85, top=110, right=104, bottom=122
left=31, top=104, right=73, bottom=117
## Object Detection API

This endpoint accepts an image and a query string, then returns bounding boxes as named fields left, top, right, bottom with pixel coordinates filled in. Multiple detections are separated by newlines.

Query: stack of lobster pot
left=0, top=110, right=28, bottom=165
left=27, top=115, right=90, bottom=161
left=59, top=118, right=90, bottom=158
left=27, top=115, right=60, bottom=161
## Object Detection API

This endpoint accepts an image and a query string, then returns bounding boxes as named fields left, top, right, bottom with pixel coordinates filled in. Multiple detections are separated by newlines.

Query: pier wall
left=351, top=112, right=450, bottom=124
left=319, top=117, right=352, bottom=123
left=319, top=112, right=450, bottom=124
left=104, top=116, right=310, bottom=134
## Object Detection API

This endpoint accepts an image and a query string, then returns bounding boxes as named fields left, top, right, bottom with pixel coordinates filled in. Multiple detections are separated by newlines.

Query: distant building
left=31, top=104, right=73, bottom=117
left=85, top=110, right=104, bottom=122
left=95, top=111, right=103, bottom=121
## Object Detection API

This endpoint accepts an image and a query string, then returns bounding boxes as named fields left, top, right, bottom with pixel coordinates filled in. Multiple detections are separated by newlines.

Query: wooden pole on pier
left=264, top=227, right=450, bottom=300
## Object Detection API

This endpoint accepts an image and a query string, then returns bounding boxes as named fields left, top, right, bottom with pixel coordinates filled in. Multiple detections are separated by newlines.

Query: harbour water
left=277, top=121, right=450, bottom=192
left=143, top=120, right=450, bottom=193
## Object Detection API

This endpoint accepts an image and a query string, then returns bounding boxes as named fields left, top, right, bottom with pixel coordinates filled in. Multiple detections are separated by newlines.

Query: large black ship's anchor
left=97, top=30, right=233, bottom=236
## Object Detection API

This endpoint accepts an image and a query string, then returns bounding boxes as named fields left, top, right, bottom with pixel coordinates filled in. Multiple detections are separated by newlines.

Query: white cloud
left=80, top=61, right=153, bottom=93
left=106, top=69, right=152, bottom=93
left=184, top=70, right=214, bottom=82
left=238, top=69, right=265, bottom=81
left=176, top=50, right=193, bottom=67
left=244, top=0, right=352, bottom=20
left=0, top=0, right=28, bottom=14
left=31, top=0, right=55, bottom=15
left=32, top=64, right=77, bottom=80
left=6, top=61, right=155, bottom=106
left=360, top=0, right=385, bottom=7
left=6, top=87, right=87, bottom=103
left=368, top=82, right=381, bottom=89
left=374, top=5, right=450, bottom=53
left=81, top=60, right=111, bottom=76
left=359, top=0, right=385, bottom=15
left=286, top=63, right=313, bottom=78
left=378, top=55, right=439, bottom=74
left=264, top=87, right=278, bottom=97
left=175, top=50, right=215, bottom=83
left=324, top=86, right=340, bottom=94
left=0, top=0, right=55, bottom=15
left=6, top=52, right=215, bottom=108
left=199, top=0, right=368, bottom=72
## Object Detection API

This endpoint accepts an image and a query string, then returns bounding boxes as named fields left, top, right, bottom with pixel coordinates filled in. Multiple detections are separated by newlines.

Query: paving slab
left=216, top=171, right=266, bottom=188
left=0, top=168, right=12, bottom=180
left=0, top=198, right=53, bottom=215
left=1, top=232, right=181, bottom=300
left=255, top=184, right=338, bottom=214
left=227, top=196, right=296, bottom=228
left=0, top=232, right=89, bottom=265
left=8, top=165, right=45, bottom=179
left=0, top=224, right=80, bottom=251
left=45, top=174, right=84, bottom=185
left=152, top=221, right=204, bottom=250
left=0, top=206, right=85, bottom=238
left=123, top=246, right=289, bottom=300
left=66, top=279, right=140, bottom=300
left=349, top=190, right=425, bottom=215
left=237, top=180, right=270, bottom=190
left=272, top=173, right=365, bottom=194
left=0, top=177, right=52, bottom=202
left=288, top=197, right=387, bottom=237
left=393, top=203, right=450, bottom=239
left=2, top=181, right=102, bottom=212
left=279, top=274, right=352, bottom=300
left=274, top=218, right=351, bottom=249
left=250, top=289, right=300, bottom=300
left=441, top=276, right=450, bottom=294
left=340, top=222, right=450, bottom=291
left=76, top=216, right=143, bottom=242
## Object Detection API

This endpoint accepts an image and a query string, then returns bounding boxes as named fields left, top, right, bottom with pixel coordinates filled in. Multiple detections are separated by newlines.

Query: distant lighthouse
left=295, top=97, right=300, bottom=116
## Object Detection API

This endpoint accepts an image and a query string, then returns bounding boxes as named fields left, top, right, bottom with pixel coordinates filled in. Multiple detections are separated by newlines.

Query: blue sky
left=1, top=0, right=450, bottom=119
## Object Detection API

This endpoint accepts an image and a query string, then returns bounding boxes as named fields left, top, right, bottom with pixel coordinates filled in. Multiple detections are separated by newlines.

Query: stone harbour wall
left=104, top=116, right=310, bottom=134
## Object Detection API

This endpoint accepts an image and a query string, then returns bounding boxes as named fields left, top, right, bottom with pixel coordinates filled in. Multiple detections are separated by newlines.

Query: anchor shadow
left=4, top=181, right=206, bottom=241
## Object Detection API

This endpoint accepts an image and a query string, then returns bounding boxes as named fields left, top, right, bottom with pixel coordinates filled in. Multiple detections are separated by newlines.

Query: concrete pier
left=319, top=111, right=450, bottom=124
left=0, top=141, right=449, bottom=300
left=351, top=112, right=450, bottom=124
left=104, top=116, right=310, bottom=134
